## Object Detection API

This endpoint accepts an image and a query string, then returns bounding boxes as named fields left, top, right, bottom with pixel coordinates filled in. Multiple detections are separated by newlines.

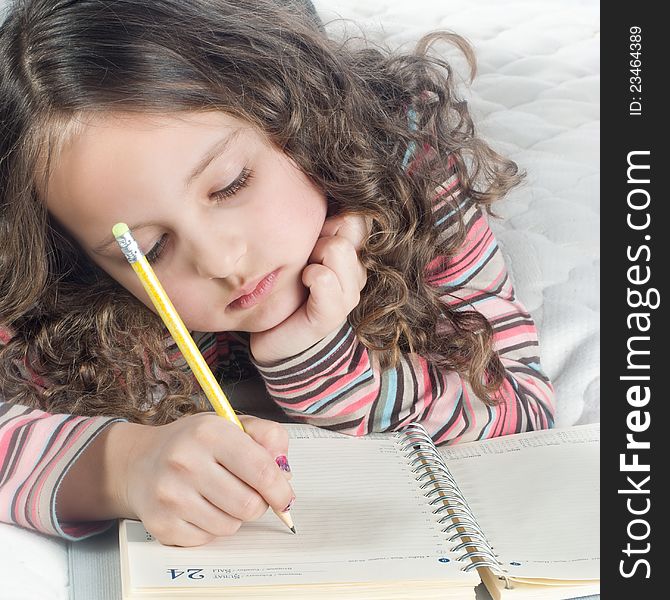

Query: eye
left=145, top=234, right=168, bottom=264
left=211, top=167, right=253, bottom=204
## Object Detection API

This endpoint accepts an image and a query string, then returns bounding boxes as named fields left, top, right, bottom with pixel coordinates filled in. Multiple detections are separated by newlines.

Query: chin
left=242, top=285, right=308, bottom=333
left=243, top=301, right=296, bottom=332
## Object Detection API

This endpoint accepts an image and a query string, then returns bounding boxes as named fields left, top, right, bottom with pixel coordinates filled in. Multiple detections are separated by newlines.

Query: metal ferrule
left=114, top=230, right=142, bottom=263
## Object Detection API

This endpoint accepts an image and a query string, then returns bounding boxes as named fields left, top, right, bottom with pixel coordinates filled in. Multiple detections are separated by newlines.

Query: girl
left=0, top=0, right=554, bottom=547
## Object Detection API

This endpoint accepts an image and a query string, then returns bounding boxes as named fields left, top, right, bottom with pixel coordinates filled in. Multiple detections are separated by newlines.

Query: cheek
left=117, top=267, right=205, bottom=328
left=284, top=187, right=328, bottom=243
left=158, top=277, right=214, bottom=326
left=254, top=196, right=326, bottom=261
left=262, top=155, right=328, bottom=244
left=300, top=199, right=328, bottom=248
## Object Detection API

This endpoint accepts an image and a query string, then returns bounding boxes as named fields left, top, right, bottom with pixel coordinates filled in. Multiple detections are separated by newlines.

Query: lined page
left=123, top=425, right=476, bottom=590
left=438, top=424, right=600, bottom=580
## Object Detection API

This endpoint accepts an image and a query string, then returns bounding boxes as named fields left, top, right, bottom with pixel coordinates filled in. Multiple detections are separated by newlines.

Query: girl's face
left=45, top=111, right=328, bottom=333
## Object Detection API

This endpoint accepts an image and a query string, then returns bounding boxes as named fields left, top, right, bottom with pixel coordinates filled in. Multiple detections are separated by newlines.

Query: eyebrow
left=92, top=128, right=242, bottom=254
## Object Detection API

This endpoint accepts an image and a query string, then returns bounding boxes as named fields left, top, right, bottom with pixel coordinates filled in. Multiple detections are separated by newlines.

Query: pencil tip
left=290, top=526, right=296, bottom=534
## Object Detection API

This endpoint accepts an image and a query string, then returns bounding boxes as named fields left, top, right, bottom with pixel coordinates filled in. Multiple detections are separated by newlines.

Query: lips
left=226, top=269, right=280, bottom=308
left=227, top=273, right=269, bottom=305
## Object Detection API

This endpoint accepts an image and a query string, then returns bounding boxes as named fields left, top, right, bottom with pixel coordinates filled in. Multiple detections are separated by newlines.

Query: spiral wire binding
left=395, top=423, right=509, bottom=582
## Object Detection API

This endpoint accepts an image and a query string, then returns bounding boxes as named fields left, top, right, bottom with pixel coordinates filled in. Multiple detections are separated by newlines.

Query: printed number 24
left=168, top=568, right=205, bottom=580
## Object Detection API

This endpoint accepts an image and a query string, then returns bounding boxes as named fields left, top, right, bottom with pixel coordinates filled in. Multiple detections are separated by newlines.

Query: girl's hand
left=117, top=414, right=295, bottom=546
left=250, top=214, right=369, bottom=365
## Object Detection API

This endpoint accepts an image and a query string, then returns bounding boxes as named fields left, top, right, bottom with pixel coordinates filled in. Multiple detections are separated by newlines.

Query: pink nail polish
left=275, top=455, right=291, bottom=473
left=282, top=496, right=295, bottom=513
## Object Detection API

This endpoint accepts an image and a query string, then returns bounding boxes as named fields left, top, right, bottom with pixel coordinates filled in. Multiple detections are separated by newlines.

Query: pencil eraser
left=112, top=222, right=129, bottom=237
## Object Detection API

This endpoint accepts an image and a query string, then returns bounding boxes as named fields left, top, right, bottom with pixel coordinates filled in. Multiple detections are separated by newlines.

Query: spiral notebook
left=119, top=423, right=599, bottom=600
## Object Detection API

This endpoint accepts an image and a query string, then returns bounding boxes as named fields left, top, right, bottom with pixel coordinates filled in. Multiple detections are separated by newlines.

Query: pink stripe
left=8, top=425, right=65, bottom=526
left=271, top=344, right=366, bottom=403
left=416, top=358, right=432, bottom=416
left=440, top=267, right=507, bottom=303
left=283, top=377, right=378, bottom=419
left=268, top=336, right=359, bottom=395
left=434, top=372, right=468, bottom=444
left=26, top=419, right=93, bottom=527
left=406, top=142, right=437, bottom=175
left=436, top=417, right=464, bottom=446
left=493, top=323, right=537, bottom=343
left=11, top=417, right=89, bottom=529
left=523, top=381, right=542, bottom=427
left=442, top=220, right=491, bottom=278
left=270, top=354, right=357, bottom=400
left=430, top=178, right=460, bottom=212
left=516, top=376, right=554, bottom=428
left=336, top=389, right=378, bottom=417
left=426, top=221, right=493, bottom=287
left=0, top=411, right=53, bottom=469
left=449, top=377, right=474, bottom=444
left=491, top=400, right=506, bottom=438
left=425, top=256, right=449, bottom=275
left=498, top=379, right=518, bottom=436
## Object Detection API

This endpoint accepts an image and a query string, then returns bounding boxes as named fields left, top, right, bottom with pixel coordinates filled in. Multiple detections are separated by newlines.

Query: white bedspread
left=0, top=1, right=599, bottom=598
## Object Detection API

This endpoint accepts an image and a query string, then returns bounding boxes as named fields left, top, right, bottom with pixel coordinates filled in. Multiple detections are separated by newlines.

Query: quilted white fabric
left=0, top=1, right=599, bottom=598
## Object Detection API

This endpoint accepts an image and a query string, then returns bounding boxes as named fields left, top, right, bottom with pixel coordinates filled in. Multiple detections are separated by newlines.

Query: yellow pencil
left=112, top=222, right=295, bottom=534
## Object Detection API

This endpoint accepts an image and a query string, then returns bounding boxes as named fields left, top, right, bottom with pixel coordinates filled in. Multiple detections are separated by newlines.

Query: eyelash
left=144, top=167, right=253, bottom=265
left=211, top=167, right=253, bottom=205
left=144, top=234, right=168, bottom=265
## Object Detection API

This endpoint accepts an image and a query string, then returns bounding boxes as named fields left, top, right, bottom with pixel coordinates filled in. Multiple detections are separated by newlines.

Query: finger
left=309, top=236, right=367, bottom=297
left=211, top=423, right=295, bottom=518
left=182, top=494, right=246, bottom=537
left=320, top=214, right=370, bottom=251
left=303, top=255, right=343, bottom=295
left=240, top=416, right=293, bottom=479
left=146, top=517, right=215, bottom=547
left=240, top=416, right=289, bottom=458
left=274, top=454, right=292, bottom=479
left=302, top=263, right=347, bottom=325
left=197, top=460, right=269, bottom=522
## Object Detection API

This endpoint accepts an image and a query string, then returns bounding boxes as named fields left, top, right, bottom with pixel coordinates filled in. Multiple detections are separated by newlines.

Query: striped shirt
left=249, top=189, right=554, bottom=442
left=0, top=174, right=554, bottom=540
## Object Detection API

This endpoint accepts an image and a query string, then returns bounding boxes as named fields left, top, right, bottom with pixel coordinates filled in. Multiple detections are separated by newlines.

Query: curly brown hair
left=0, top=0, right=523, bottom=424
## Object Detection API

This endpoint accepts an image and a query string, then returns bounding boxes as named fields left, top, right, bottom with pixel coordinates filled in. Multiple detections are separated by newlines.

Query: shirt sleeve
left=0, top=401, right=124, bottom=540
left=250, top=182, right=555, bottom=446
left=0, top=328, right=255, bottom=542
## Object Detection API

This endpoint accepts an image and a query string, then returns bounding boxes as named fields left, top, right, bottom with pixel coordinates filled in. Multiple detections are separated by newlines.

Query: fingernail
left=275, top=455, right=291, bottom=473
left=282, top=496, right=296, bottom=512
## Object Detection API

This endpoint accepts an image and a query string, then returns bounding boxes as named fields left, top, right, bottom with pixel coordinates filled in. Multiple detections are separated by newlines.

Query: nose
left=187, top=229, right=246, bottom=281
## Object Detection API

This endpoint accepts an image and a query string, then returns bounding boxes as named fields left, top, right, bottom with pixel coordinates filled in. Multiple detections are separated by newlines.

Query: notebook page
left=437, top=424, right=599, bottom=580
left=122, top=425, right=476, bottom=590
